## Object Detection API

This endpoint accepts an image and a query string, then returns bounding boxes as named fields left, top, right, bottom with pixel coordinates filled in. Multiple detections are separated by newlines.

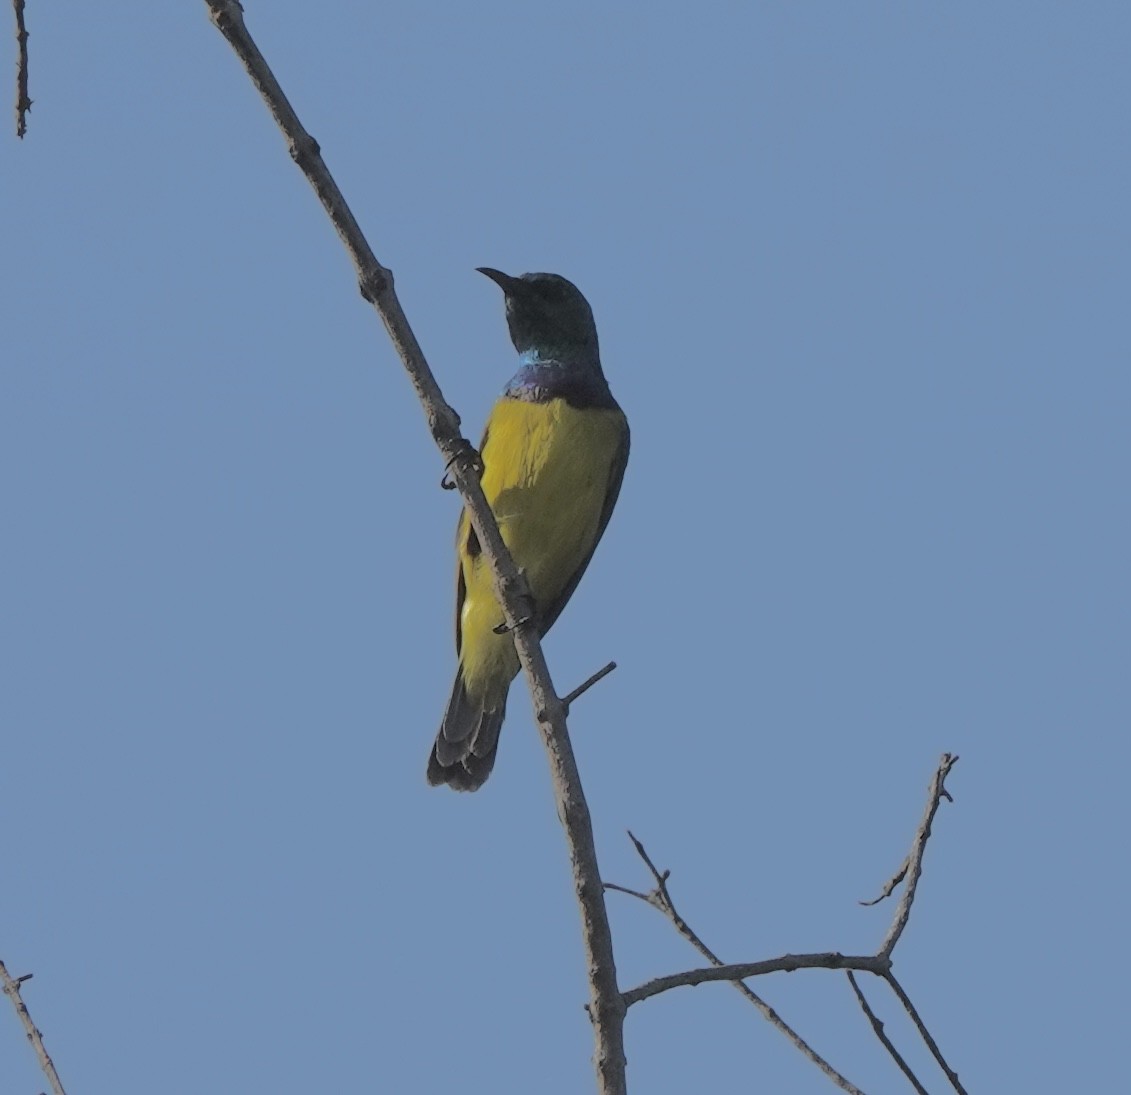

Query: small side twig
left=885, top=972, right=968, bottom=1095
left=12, top=0, right=31, bottom=137
left=562, top=661, right=617, bottom=712
left=869, top=753, right=958, bottom=959
left=0, top=960, right=67, bottom=1095
left=846, top=971, right=929, bottom=1095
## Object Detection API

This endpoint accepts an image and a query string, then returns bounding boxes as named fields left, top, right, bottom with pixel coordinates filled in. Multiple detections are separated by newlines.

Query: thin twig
left=622, top=953, right=887, bottom=1009
left=846, top=971, right=929, bottom=1095
left=562, top=661, right=617, bottom=712
left=0, top=960, right=67, bottom=1095
left=859, top=854, right=909, bottom=907
left=201, top=3, right=626, bottom=1091
left=873, top=754, right=958, bottom=959
left=608, top=835, right=865, bottom=1093
left=885, top=972, right=968, bottom=1095
left=12, top=0, right=30, bottom=137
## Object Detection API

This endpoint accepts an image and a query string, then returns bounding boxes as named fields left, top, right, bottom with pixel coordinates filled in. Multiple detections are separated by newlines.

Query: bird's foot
left=492, top=613, right=534, bottom=635
left=440, top=439, right=484, bottom=490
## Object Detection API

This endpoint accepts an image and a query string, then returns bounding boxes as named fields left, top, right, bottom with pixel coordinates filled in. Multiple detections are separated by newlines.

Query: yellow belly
left=457, top=397, right=626, bottom=696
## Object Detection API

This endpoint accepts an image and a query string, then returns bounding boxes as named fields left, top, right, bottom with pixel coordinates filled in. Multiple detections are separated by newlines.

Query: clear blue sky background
left=3, top=3, right=1128, bottom=1092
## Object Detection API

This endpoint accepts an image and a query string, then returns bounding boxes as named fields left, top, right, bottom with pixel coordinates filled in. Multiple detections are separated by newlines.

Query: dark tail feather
left=427, top=669, right=507, bottom=791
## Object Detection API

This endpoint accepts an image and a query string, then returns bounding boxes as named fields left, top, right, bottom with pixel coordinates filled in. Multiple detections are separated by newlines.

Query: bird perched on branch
left=427, top=269, right=629, bottom=791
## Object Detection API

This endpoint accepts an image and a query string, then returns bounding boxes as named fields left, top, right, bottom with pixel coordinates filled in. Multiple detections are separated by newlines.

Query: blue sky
left=3, top=3, right=1128, bottom=1092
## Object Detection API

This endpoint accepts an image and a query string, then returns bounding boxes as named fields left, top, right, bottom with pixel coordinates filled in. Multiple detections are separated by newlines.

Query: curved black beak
left=476, top=267, right=523, bottom=294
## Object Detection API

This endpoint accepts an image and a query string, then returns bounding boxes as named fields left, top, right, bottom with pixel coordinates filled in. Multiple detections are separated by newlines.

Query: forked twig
left=868, top=753, right=958, bottom=959
left=611, top=755, right=964, bottom=1092
left=608, top=833, right=866, bottom=1093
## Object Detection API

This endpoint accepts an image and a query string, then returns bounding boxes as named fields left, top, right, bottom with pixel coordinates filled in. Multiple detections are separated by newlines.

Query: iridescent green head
left=477, top=268, right=600, bottom=365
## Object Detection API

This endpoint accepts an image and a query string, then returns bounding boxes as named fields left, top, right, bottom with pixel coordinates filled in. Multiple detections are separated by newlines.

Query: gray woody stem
left=13, top=0, right=31, bottom=137
left=202, top=2, right=626, bottom=1091
left=1, top=960, right=67, bottom=1095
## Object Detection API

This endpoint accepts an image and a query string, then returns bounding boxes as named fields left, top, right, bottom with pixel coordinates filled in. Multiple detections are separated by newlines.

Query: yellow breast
left=456, top=397, right=626, bottom=693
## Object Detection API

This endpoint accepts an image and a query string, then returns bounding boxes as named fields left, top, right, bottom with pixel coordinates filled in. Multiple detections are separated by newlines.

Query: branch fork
left=608, top=754, right=964, bottom=1094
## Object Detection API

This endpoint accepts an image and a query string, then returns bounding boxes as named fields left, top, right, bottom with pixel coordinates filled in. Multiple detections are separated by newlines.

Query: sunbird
left=427, top=269, right=630, bottom=791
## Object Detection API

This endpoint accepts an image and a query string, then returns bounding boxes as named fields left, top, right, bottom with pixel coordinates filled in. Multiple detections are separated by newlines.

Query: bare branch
left=846, top=971, right=929, bottom=1095
left=12, top=0, right=30, bottom=137
left=622, top=953, right=887, bottom=1009
left=562, top=661, right=617, bottom=712
left=884, top=972, right=968, bottom=1095
left=871, top=754, right=958, bottom=958
left=609, top=835, right=865, bottom=1093
left=613, top=750, right=965, bottom=1089
left=201, top=3, right=626, bottom=1089
left=0, top=961, right=67, bottom=1095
